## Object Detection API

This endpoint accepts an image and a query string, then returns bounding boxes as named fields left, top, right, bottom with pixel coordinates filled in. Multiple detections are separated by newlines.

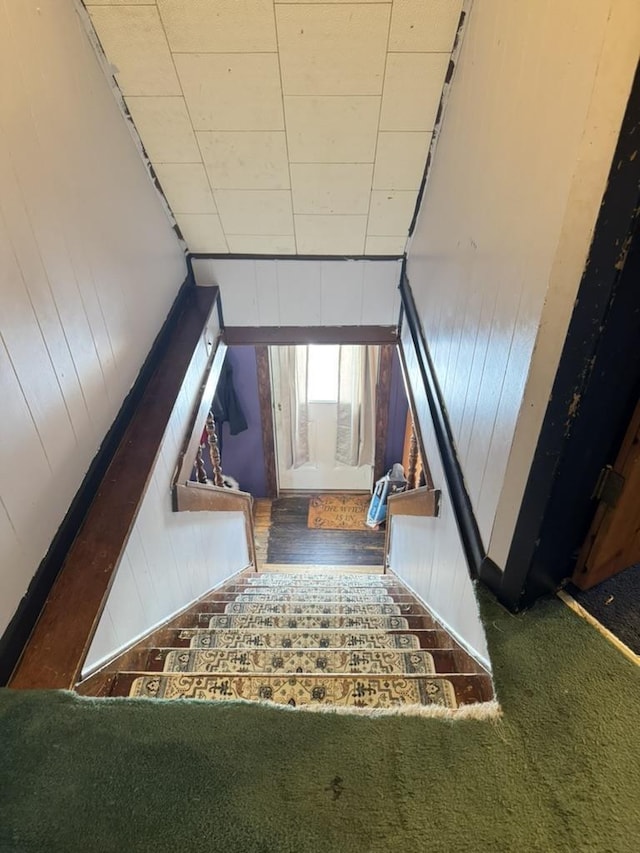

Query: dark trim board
left=223, top=326, right=398, bottom=346
left=8, top=286, right=220, bottom=690
left=0, top=276, right=194, bottom=686
left=255, top=346, right=278, bottom=498
left=503, top=61, right=640, bottom=608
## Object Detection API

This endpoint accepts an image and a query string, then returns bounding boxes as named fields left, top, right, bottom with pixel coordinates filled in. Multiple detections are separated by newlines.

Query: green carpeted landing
left=2, top=590, right=639, bottom=852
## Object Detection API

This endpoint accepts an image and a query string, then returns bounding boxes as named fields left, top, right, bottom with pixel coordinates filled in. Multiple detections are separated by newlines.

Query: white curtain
left=336, top=345, right=379, bottom=467
left=273, top=346, right=309, bottom=469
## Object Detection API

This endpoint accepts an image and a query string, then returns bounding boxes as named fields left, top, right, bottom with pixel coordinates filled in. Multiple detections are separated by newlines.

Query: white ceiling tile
left=198, top=132, right=290, bottom=190
left=125, top=97, right=201, bottom=162
left=175, top=54, right=284, bottom=131
left=368, top=191, right=417, bottom=235
left=365, top=235, right=407, bottom=255
left=175, top=214, right=229, bottom=252
left=215, top=190, right=294, bottom=235
left=389, top=0, right=463, bottom=52
left=158, top=0, right=277, bottom=52
left=276, top=4, right=391, bottom=95
left=295, top=215, right=367, bottom=254
left=285, top=97, right=380, bottom=163
left=88, top=6, right=180, bottom=96
left=291, top=164, right=373, bottom=215
left=153, top=164, right=216, bottom=214
left=380, top=53, right=449, bottom=131
left=226, top=235, right=297, bottom=255
left=373, top=132, right=431, bottom=190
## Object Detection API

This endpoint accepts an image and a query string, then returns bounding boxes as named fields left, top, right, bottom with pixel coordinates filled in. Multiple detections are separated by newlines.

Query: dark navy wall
left=384, top=348, right=408, bottom=474
left=217, top=346, right=268, bottom=497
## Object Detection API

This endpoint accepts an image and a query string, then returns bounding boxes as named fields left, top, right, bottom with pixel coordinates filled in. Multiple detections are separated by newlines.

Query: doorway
left=270, top=344, right=377, bottom=492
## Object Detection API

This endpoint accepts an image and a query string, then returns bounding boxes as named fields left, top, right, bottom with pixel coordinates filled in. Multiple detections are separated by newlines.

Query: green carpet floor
left=1, top=589, right=639, bottom=852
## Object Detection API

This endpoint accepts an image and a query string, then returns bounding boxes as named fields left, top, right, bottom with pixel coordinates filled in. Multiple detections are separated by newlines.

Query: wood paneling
left=389, top=322, right=490, bottom=667
left=9, top=289, right=222, bottom=688
left=0, top=1, right=186, bottom=646
left=192, top=258, right=402, bottom=327
left=405, top=0, right=640, bottom=569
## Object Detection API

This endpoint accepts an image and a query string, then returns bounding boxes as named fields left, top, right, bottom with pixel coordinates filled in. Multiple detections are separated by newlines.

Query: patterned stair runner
left=105, top=570, right=494, bottom=712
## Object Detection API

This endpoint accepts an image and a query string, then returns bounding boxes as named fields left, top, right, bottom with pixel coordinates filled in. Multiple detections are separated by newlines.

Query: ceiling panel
left=215, top=190, right=294, bottom=235
left=290, top=164, right=373, bottom=215
left=284, top=96, right=380, bottom=163
left=373, top=132, right=432, bottom=190
left=157, top=0, right=277, bottom=52
left=380, top=53, right=450, bottom=131
left=276, top=4, right=391, bottom=96
left=125, top=97, right=201, bottom=162
left=198, top=132, right=290, bottom=189
left=368, top=190, right=418, bottom=235
left=389, top=0, right=463, bottom=51
left=88, top=1, right=464, bottom=255
left=294, top=214, right=368, bottom=254
left=153, top=163, right=217, bottom=213
left=89, top=6, right=181, bottom=96
left=175, top=54, right=285, bottom=131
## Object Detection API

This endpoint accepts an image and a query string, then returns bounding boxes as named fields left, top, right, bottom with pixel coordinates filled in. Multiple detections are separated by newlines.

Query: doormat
left=308, top=494, right=371, bottom=530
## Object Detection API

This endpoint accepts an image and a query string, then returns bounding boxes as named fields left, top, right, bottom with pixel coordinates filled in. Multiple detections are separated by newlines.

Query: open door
left=573, top=398, right=640, bottom=590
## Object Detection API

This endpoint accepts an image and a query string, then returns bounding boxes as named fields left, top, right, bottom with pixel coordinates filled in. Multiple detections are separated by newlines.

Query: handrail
left=174, top=481, right=257, bottom=570
left=383, top=486, right=440, bottom=570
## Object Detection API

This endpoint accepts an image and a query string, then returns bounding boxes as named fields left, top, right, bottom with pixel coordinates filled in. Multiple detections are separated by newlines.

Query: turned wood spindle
left=407, top=425, right=419, bottom=490
left=194, top=444, right=208, bottom=484
left=205, top=411, right=224, bottom=487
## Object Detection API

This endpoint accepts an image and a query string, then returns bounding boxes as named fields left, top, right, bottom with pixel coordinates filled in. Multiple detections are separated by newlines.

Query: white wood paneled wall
left=84, top=311, right=249, bottom=674
left=0, top=2, right=186, bottom=636
left=406, top=0, right=640, bottom=569
left=388, top=323, right=490, bottom=666
left=193, top=258, right=402, bottom=326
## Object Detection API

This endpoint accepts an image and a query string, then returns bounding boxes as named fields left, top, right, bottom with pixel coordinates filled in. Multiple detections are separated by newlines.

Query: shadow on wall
left=198, top=346, right=409, bottom=497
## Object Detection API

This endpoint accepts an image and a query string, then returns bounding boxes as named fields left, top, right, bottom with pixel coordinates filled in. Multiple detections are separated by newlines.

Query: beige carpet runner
left=126, top=571, right=471, bottom=711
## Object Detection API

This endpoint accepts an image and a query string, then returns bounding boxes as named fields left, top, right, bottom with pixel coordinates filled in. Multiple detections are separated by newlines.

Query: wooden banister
left=174, top=481, right=257, bottom=571
left=10, top=286, right=222, bottom=690
left=383, top=486, right=441, bottom=570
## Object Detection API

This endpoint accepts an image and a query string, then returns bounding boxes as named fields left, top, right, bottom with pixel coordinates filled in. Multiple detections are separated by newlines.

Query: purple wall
left=384, top=348, right=408, bottom=474
left=216, top=346, right=268, bottom=497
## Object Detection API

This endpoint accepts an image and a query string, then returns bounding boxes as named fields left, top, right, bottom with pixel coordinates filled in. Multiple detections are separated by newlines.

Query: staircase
left=100, top=569, right=494, bottom=712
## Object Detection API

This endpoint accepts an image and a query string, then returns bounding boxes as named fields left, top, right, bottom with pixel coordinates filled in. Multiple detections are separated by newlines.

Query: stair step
left=233, top=592, right=395, bottom=602
left=162, top=627, right=454, bottom=650
left=205, top=614, right=413, bottom=630
left=194, top=613, right=436, bottom=631
left=112, top=671, right=493, bottom=707
left=159, top=648, right=438, bottom=676
left=128, top=646, right=488, bottom=676
left=246, top=573, right=393, bottom=585
left=223, top=602, right=403, bottom=615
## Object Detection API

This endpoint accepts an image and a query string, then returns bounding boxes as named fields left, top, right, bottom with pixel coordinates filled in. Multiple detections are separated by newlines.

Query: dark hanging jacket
left=212, top=360, right=248, bottom=435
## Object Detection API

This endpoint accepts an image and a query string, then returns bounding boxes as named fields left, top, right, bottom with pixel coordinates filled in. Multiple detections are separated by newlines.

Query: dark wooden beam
left=9, top=287, right=220, bottom=690
left=374, top=344, right=394, bottom=482
left=255, top=346, right=278, bottom=498
left=223, top=326, right=397, bottom=346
